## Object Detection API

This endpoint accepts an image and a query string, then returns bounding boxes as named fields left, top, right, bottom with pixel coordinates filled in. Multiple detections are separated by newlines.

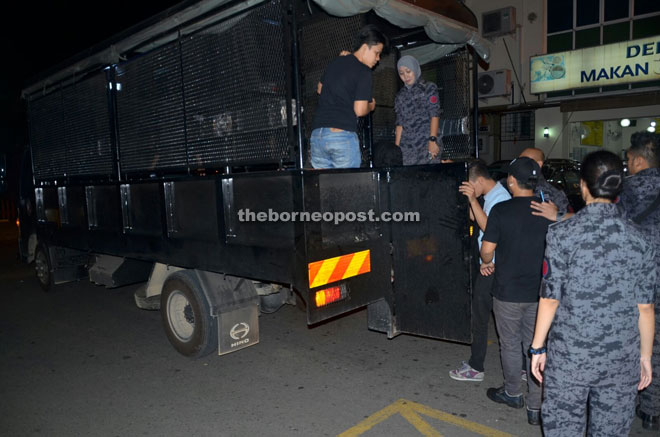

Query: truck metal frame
left=20, top=0, right=488, bottom=357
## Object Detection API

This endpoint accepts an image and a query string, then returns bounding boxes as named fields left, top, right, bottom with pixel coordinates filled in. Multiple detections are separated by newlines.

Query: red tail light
left=314, top=285, right=345, bottom=307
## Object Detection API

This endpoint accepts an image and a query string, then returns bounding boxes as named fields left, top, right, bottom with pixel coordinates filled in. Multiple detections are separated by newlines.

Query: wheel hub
left=35, top=253, right=47, bottom=281
left=167, top=290, right=195, bottom=341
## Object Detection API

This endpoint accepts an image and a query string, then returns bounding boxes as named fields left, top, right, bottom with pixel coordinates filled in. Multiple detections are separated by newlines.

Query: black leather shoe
left=527, top=408, right=541, bottom=425
left=636, top=405, right=660, bottom=431
left=486, top=386, right=524, bottom=409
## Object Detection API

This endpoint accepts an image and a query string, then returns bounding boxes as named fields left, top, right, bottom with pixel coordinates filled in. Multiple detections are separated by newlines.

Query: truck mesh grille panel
left=116, top=43, right=187, bottom=173
left=29, top=71, right=114, bottom=181
left=63, top=72, right=114, bottom=177
left=115, top=0, right=290, bottom=174
left=182, top=1, right=290, bottom=166
left=422, top=50, right=472, bottom=160
left=29, top=89, right=66, bottom=181
left=371, top=53, right=398, bottom=144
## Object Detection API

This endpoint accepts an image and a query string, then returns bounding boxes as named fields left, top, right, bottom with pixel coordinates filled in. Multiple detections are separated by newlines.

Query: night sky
left=1, top=0, right=184, bottom=152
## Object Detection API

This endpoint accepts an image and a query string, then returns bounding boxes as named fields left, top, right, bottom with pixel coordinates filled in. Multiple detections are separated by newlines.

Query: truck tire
left=160, top=271, right=217, bottom=358
left=34, top=244, right=52, bottom=292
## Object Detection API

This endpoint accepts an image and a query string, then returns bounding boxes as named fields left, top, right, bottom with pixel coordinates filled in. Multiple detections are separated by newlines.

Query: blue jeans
left=310, top=128, right=361, bottom=169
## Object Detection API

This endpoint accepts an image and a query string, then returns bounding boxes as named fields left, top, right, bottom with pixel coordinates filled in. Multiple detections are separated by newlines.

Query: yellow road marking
left=399, top=406, right=444, bottom=437
left=338, top=399, right=515, bottom=437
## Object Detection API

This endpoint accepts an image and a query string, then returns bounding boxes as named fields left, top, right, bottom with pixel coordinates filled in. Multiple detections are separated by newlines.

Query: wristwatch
left=429, top=136, right=437, bottom=143
left=528, top=345, right=547, bottom=355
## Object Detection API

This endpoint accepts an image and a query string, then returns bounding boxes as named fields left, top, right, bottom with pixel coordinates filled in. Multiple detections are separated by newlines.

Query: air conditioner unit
left=478, top=69, right=512, bottom=98
left=482, top=7, right=516, bottom=38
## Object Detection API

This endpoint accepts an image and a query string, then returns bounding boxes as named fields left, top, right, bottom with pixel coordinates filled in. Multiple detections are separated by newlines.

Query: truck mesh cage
left=29, top=0, right=292, bottom=182
left=117, top=0, right=291, bottom=174
left=28, top=72, right=114, bottom=181
left=27, top=1, right=474, bottom=181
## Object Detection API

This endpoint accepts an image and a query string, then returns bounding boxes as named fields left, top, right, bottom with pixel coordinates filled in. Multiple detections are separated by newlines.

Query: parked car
left=486, top=159, right=511, bottom=182
left=542, top=159, right=584, bottom=212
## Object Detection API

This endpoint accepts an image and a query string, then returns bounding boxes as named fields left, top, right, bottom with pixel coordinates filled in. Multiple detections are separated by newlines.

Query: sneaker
left=527, top=408, right=541, bottom=425
left=521, top=370, right=528, bottom=382
left=449, top=361, right=484, bottom=381
left=486, top=386, right=525, bottom=409
left=636, top=405, right=660, bottom=431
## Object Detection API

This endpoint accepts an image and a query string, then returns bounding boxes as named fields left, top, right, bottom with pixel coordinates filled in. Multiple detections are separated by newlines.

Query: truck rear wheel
left=160, top=272, right=217, bottom=358
left=34, top=244, right=52, bottom=292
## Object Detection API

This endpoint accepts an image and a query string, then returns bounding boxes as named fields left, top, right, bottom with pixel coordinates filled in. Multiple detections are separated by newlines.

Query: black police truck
left=18, top=0, right=490, bottom=358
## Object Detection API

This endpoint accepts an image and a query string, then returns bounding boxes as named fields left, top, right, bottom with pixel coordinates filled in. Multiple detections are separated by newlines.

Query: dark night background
left=0, top=0, right=185, bottom=204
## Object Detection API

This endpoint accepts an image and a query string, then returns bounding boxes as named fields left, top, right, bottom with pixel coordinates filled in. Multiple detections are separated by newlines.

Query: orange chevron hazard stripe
left=308, top=250, right=371, bottom=289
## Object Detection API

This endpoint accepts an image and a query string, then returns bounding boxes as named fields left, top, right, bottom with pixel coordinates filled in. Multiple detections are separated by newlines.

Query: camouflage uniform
left=394, top=80, right=442, bottom=165
left=535, top=175, right=570, bottom=214
left=618, top=167, right=660, bottom=418
left=540, top=203, right=657, bottom=436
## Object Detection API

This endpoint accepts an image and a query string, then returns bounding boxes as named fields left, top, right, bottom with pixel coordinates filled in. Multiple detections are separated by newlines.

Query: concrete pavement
left=0, top=221, right=650, bottom=436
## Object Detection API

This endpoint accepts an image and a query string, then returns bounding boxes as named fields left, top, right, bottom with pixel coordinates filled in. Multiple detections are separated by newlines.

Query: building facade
left=465, top=0, right=660, bottom=164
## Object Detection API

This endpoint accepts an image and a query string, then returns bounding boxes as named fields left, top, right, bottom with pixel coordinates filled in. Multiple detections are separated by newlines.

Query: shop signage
left=530, top=36, right=660, bottom=93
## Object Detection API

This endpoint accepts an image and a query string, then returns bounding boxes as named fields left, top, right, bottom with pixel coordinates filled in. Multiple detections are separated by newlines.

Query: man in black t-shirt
left=480, top=157, right=552, bottom=425
left=310, top=25, right=388, bottom=169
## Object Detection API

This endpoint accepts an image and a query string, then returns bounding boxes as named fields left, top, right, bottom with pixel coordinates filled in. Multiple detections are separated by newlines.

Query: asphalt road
left=0, top=221, right=651, bottom=436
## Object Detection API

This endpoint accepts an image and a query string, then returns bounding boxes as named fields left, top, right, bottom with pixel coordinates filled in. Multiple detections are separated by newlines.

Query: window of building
left=548, top=0, right=574, bottom=33
left=501, top=111, right=535, bottom=142
left=577, top=0, right=600, bottom=26
left=604, top=0, right=628, bottom=21
left=546, top=0, right=660, bottom=98
left=568, top=117, right=660, bottom=162
left=635, top=0, right=660, bottom=16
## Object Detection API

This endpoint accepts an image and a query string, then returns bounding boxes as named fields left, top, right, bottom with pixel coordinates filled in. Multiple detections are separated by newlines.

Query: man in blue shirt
left=450, top=159, right=510, bottom=382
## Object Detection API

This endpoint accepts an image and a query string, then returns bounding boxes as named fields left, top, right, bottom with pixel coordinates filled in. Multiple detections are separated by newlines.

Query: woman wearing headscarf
left=394, top=55, right=442, bottom=165
left=529, top=150, right=656, bottom=436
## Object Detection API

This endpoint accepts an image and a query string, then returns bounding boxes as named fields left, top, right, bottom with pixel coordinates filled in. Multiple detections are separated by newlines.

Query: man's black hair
left=513, top=176, right=537, bottom=191
left=467, top=159, right=491, bottom=181
left=580, top=150, right=624, bottom=201
left=352, top=24, right=389, bottom=54
left=628, top=131, right=659, bottom=168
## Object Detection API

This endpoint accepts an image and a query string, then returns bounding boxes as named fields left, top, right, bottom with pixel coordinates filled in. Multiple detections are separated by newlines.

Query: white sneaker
left=449, top=361, right=484, bottom=381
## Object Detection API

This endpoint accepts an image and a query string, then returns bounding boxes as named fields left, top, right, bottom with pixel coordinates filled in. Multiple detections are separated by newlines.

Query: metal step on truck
left=18, top=0, right=491, bottom=358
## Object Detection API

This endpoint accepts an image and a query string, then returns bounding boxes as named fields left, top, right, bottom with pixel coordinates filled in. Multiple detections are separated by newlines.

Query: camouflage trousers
left=542, top=376, right=637, bottom=436
left=638, top=300, right=660, bottom=416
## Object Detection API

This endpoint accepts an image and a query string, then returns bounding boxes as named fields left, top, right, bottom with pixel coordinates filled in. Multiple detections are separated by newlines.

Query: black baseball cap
left=503, top=157, right=541, bottom=182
